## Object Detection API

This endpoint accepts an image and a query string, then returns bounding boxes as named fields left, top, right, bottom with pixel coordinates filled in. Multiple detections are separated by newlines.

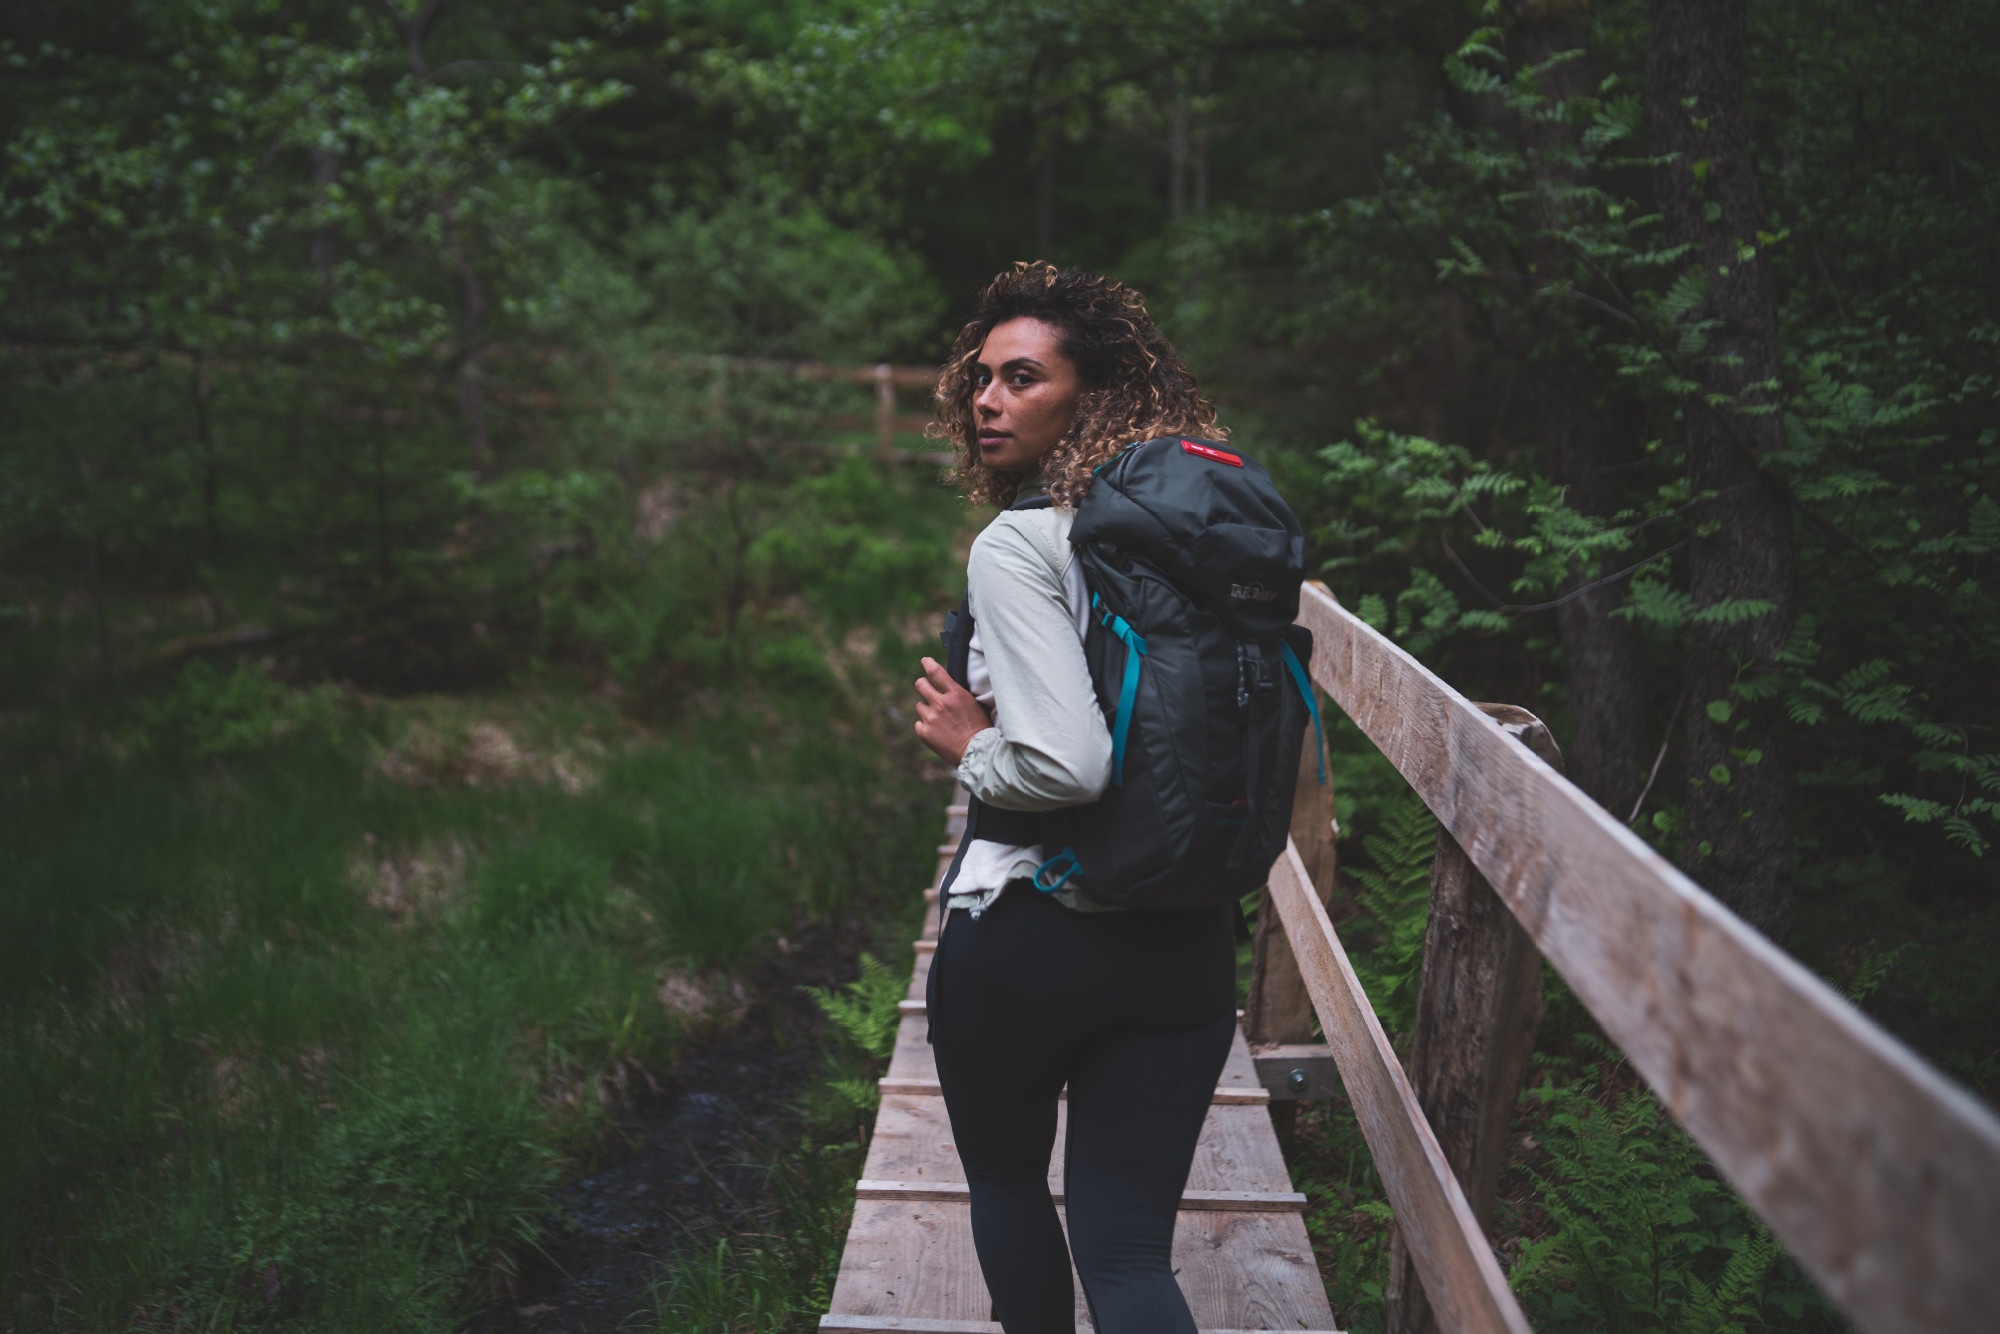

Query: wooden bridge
left=820, top=582, right=2000, bottom=1334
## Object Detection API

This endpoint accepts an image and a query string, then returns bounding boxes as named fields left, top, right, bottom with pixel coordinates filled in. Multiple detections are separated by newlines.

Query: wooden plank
left=1295, top=581, right=2000, bottom=1334
left=876, top=1077, right=1267, bottom=1105
left=824, top=1202, right=1338, bottom=1332
left=828, top=791, right=1340, bottom=1334
left=862, top=1092, right=1298, bottom=1199
left=1161, top=1207, right=1338, bottom=1333
left=1182, top=1103, right=1299, bottom=1195
left=857, top=1180, right=1307, bottom=1212
left=822, top=1318, right=999, bottom=1333
left=885, top=1015, right=937, bottom=1084
left=822, top=1320, right=1337, bottom=1333
left=861, top=1093, right=1299, bottom=1199
left=1267, top=840, right=1531, bottom=1334
left=1215, top=1023, right=1264, bottom=1099
left=824, top=1197, right=990, bottom=1324
left=861, top=1093, right=962, bottom=1186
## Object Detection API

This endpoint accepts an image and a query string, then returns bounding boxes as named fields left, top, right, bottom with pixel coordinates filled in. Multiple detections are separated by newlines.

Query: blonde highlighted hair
left=928, top=262, right=1226, bottom=508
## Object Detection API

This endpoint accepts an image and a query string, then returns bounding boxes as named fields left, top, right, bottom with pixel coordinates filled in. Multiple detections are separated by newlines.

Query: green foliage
left=804, top=950, right=907, bottom=1114
left=809, top=952, right=906, bottom=1062
left=1510, top=1066, right=1831, bottom=1333
left=649, top=1129, right=868, bottom=1334
left=5, top=0, right=1997, bottom=1326
left=0, top=690, right=939, bottom=1327
left=140, top=660, right=345, bottom=757
left=1343, top=792, right=1439, bottom=1036
left=472, top=834, right=612, bottom=933
left=1287, top=1093, right=1397, bottom=1332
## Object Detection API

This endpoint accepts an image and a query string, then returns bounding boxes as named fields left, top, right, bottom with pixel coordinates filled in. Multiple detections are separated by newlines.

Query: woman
left=909, top=262, right=1237, bottom=1334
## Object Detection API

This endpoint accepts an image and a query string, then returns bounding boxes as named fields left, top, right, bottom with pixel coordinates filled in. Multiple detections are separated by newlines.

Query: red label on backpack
left=1181, top=440, right=1243, bottom=467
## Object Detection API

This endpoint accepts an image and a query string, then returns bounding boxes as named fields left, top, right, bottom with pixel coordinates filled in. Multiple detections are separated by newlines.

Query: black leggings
left=928, top=888, right=1237, bottom=1334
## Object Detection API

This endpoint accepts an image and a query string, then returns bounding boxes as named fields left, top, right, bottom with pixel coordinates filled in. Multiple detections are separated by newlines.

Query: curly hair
left=928, top=261, right=1226, bottom=509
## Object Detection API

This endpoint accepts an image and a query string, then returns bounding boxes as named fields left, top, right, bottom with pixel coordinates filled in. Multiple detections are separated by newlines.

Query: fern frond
left=804, top=952, right=904, bottom=1059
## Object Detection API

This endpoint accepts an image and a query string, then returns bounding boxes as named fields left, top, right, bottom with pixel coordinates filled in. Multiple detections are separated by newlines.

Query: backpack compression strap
left=1280, top=638, right=1326, bottom=785
left=1090, top=592, right=1147, bottom=787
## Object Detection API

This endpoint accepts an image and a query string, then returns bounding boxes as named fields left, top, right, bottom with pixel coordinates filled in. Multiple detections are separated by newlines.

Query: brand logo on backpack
left=1230, top=582, right=1278, bottom=603
left=1181, top=440, right=1243, bottom=467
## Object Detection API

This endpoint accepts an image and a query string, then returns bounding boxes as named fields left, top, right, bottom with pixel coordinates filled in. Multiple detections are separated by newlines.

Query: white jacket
left=947, top=503, right=1116, bottom=915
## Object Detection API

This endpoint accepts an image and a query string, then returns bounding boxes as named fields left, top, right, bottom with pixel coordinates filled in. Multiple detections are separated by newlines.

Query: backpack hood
left=1070, top=436, right=1306, bottom=637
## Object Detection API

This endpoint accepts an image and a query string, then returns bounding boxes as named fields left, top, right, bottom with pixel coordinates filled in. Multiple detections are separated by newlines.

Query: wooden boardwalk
left=820, top=585, right=2000, bottom=1334
left=819, top=804, right=1342, bottom=1334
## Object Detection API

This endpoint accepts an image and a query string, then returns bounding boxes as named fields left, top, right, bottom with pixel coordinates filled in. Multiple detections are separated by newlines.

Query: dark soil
left=461, top=915, right=877, bottom=1334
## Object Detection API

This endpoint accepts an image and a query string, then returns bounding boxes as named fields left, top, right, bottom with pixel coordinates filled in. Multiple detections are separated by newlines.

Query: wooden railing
left=1259, top=581, right=2000, bottom=1334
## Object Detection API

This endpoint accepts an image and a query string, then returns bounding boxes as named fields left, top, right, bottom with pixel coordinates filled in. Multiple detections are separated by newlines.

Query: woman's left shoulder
left=988, top=505, right=1074, bottom=581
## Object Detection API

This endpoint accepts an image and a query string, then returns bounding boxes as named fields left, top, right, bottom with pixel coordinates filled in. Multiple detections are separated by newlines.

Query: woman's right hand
left=913, top=657, right=993, bottom=767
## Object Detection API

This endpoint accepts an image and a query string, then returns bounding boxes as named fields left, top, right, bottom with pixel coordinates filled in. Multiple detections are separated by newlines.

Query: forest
left=2, top=0, right=1995, bottom=1329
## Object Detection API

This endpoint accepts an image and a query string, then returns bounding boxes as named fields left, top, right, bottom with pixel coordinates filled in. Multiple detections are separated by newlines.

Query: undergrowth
left=1288, top=724, right=1845, bottom=1334
left=0, top=682, right=937, bottom=1331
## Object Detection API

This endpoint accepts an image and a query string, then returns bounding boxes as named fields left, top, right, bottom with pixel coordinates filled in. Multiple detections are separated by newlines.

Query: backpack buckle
left=1032, top=847, right=1082, bottom=893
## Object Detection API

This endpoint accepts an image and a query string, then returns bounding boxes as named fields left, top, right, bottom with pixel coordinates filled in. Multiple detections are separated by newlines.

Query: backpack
left=940, top=435, right=1324, bottom=912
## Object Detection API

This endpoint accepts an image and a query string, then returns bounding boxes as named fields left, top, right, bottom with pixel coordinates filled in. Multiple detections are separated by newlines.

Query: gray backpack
left=942, top=436, right=1322, bottom=911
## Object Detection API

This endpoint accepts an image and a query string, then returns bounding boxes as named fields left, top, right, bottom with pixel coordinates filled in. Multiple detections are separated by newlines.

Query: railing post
left=1245, top=687, right=1339, bottom=1142
left=873, top=362, right=896, bottom=455
left=1386, top=704, right=1562, bottom=1334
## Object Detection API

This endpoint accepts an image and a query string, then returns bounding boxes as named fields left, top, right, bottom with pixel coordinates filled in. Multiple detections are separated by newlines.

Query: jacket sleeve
left=954, top=514, right=1113, bottom=810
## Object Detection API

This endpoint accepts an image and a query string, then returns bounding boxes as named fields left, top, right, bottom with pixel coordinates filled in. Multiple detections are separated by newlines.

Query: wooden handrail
left=1287, top=581, right=2000, bottom=1334
left=1267, top=842, right=1533, bottom=1334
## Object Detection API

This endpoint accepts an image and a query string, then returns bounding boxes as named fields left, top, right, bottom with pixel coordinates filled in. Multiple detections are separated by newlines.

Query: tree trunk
left=1035, top=127, right=1057, bottom=256
left=1647, top=0, right=1795, bottom=939
left=402, top=0, right=490, bottom=474
left=450, top=206, right=493, bottom=475
left=1551, top=415, right=1652, bottom=816
left=191, top=350, right=219, bottom=556
left=1193, top=58, right=1211, bottom=217
left=309, top=147, right=339, bottom=283
left=373, top=400, right=394, bottom=585
left=80, top=448, right=115, bottom=684
left=1510, top=7, right=1655, bottom=819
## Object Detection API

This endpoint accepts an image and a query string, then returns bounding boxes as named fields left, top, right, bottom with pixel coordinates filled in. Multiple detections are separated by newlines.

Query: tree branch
left=1442, top=532, right=1689, bottom=615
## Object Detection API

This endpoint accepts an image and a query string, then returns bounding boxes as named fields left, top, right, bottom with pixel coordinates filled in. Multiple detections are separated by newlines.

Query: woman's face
left=972, top=317, right=1082, bottom=474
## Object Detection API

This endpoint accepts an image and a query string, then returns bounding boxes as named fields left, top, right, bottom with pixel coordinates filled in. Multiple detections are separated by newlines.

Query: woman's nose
left=975, top=381, right=999, bottom=416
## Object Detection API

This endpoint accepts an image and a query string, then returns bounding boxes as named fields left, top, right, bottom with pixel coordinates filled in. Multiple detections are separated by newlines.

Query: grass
left=1, top=683, right=940, bottom=1331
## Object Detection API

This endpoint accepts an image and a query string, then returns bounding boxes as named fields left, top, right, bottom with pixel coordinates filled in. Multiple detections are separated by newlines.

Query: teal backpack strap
left=1280, top=638, right=1326, bottom=785
left=1091, top=593, right=1147, bottom=786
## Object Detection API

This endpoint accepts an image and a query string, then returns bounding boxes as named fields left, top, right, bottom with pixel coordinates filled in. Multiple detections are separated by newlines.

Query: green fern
left=1345, top=793, right=1439, bottom=1035
left=1512, top=1072, right=1830, bottom=1333
left=805, top=952, right=904, bottom=1060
